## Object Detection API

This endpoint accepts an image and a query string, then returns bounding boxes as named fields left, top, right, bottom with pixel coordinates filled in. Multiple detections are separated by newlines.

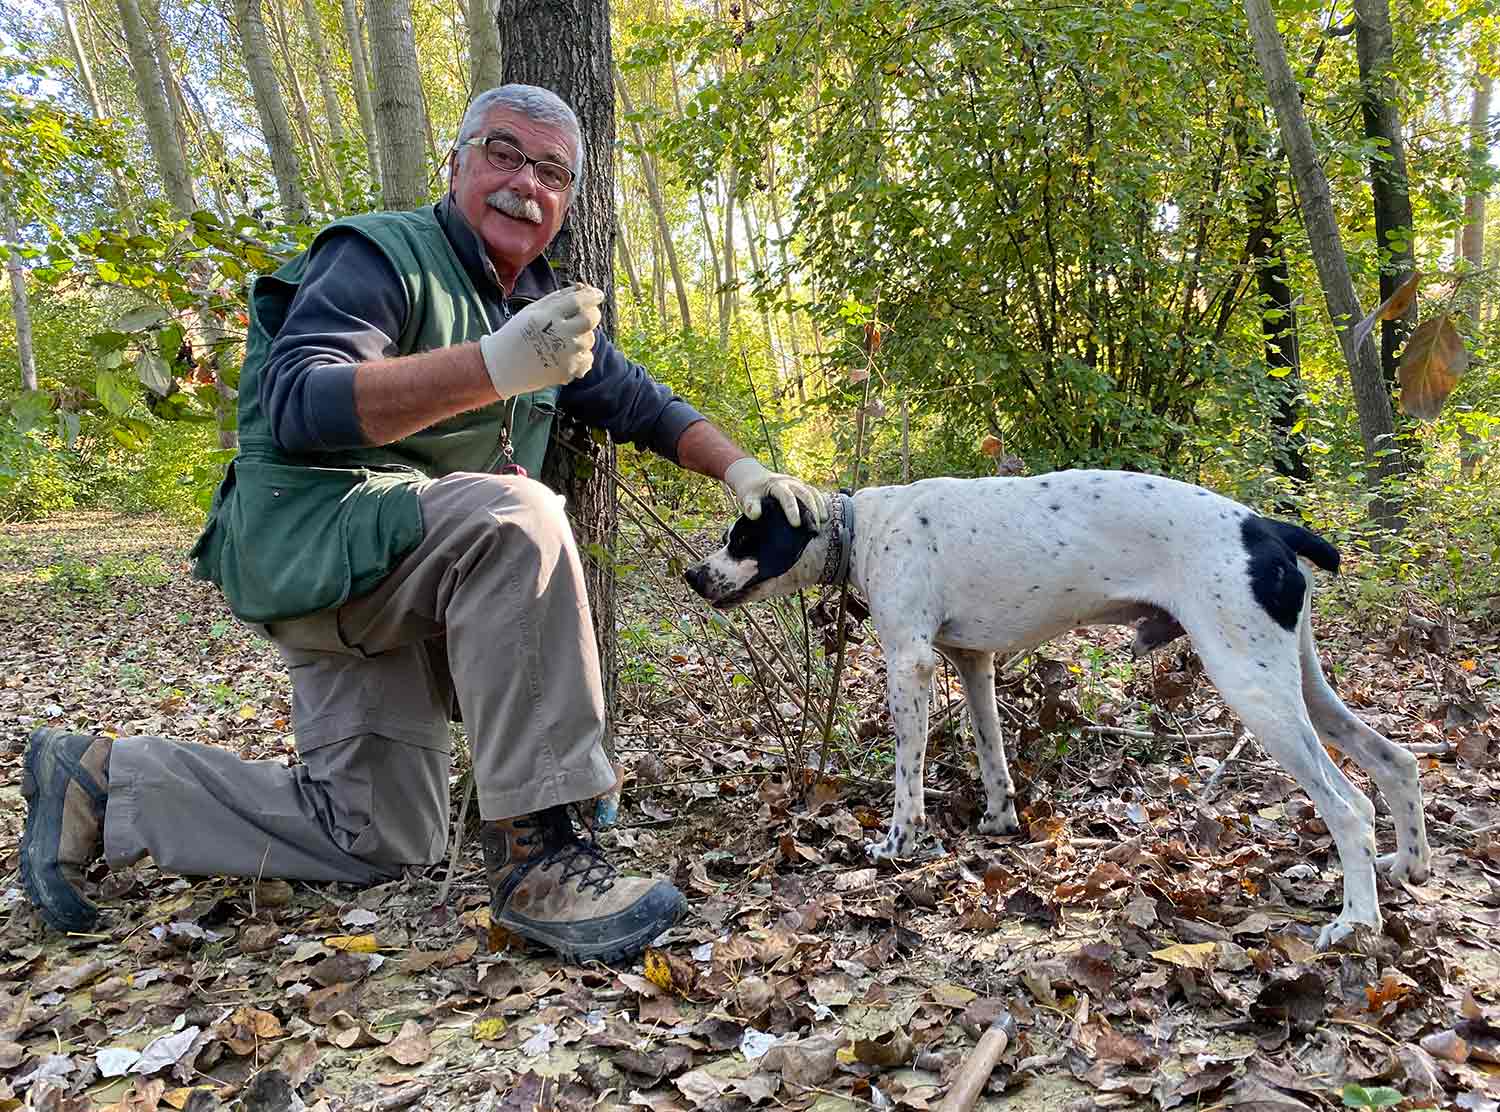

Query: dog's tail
left=1263, top=518, right=1340, bottom=576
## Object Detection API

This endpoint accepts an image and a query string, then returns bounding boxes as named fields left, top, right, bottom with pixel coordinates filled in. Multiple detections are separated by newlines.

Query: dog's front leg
left=947, top=649, right=1021, bottom=835
left=871, top=640, right=937, bottom=861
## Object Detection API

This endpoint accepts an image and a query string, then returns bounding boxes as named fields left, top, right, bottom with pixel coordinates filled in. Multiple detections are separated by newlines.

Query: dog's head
left=683, top=496, right=828, bottom=609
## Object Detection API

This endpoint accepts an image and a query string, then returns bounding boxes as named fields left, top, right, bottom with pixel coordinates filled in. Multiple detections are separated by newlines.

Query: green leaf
left=56, top=409, right=80, bottom=449
left=112, top=305, right=168, bottom=332
left=96, top=370, right=138, bottom=417
left=11, top=390, right=52, bottom=432
left=135, top=350, right=174, bottom=396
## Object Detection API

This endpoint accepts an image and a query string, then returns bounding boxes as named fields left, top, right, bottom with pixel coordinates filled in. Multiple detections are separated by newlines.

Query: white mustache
left=487, top=189, right=543, bottom=224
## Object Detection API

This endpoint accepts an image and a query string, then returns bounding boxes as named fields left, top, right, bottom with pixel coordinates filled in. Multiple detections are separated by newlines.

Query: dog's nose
left=684, top=565, right=707, bottom=594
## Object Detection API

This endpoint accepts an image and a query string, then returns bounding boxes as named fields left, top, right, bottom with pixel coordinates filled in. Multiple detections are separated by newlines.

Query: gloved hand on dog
left=724, top=457, right=828, bottom=528
left=479, top=283, right=605, bottom=399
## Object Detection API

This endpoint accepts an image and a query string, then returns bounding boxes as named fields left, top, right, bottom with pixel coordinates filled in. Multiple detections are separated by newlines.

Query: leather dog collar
left=820, top=492, right=854, bottom=585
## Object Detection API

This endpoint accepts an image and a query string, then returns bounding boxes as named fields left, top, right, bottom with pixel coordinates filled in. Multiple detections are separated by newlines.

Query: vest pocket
left=208, top=461, right=424, bottom=624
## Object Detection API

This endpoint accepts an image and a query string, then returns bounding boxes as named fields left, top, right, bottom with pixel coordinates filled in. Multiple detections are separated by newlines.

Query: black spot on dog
left=1040, top=480, right=1050, bottom=487
left=1093, top=492, right=1102, bottom=500
left=1197, top=489, right=1209, bottom=496
left=1257, top=661, right=1268, bottom=669
left=1066, top=587, right=1076, bottom=592
left=1050, top=503, right=1061, bottom=512
left=1144, top=482, right=1155, bottom=489
left=919, top=515, right=930, bottom=526
left=1242, top=516, right=1337, bottom=631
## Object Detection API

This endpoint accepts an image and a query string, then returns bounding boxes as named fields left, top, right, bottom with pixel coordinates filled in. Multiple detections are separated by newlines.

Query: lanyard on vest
left=498, top=398, right=526, bottom=477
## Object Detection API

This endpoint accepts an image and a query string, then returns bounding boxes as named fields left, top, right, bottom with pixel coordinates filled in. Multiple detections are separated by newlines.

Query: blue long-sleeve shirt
left=259, top=195, right=705, bottom=462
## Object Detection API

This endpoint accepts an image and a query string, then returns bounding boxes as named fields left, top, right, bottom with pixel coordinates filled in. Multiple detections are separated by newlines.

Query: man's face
left=451, top=106, right=575, bottom=290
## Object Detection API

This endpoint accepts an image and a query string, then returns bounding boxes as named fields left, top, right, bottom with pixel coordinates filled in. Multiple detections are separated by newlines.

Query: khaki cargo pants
left=102, top=473, right=616, bottom=884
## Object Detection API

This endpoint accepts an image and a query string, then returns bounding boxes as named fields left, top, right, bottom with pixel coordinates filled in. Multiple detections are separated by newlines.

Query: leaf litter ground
left=1, top=513, right=1498, bottom=1112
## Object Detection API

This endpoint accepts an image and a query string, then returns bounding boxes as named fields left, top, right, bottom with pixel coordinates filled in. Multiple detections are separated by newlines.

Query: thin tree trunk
left=1244, top=0, right=1403, bottom=527
left=1460, top=67, right=1492, bottom=477
left=2, top=206, right=38, bottom=393
left=341, top=0, right=382, bottom=182
left=468, top=0, right=501, bottom=92
left=367, top=0, right=429, bottom=209
left=114, top=0, right=196, bottom=214
left=616, top=215, right=643, bottom=306
left=651, top=220, right=666, bottom=320
left=267, top=0, right=336, bottom=198
left=58, top=0, right=139, bottom=234
left=299, top=0, right=349, bottom=165
left=140, top=0, right=192, bottom=172
left=614, top=66, right=693, bottom=331
left=767, top=159, right=806, bottom=402
left=720, top=161, right=738, bottom=348
left=1353, top=0, right=1417, bottom=394
left=232, top=0, right=311, bottom=221
left=500, top=0, right=619, bottom=772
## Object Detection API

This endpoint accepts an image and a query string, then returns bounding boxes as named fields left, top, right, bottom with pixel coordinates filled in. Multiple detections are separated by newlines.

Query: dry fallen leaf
left=382, top=1019, right=432, bottom=1067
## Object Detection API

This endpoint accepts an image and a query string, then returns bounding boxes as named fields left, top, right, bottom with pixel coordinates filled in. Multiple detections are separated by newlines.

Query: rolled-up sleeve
left=557, top=333, right=705, bottom=463
left=260, top=231, right=408, bottom=454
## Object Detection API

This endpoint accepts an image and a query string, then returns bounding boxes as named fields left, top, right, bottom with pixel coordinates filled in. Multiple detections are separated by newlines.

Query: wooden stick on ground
left=938, top=1012, right=1017, bottom=1112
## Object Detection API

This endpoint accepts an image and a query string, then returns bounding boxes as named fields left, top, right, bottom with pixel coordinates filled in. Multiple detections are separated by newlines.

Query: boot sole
left=19, top=729, right=102, bottom=934
left=497, top=885, right=687, bottom=966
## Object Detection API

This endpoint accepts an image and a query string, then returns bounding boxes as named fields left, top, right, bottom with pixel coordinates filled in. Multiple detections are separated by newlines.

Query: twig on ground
left=1201, top=734, right=1255, bottom=800
left=437, top=775, right=476, bottom=906
left=1406, top=740, right=1453, bottom=757
left=1081, top=725, right=1235, bottom=742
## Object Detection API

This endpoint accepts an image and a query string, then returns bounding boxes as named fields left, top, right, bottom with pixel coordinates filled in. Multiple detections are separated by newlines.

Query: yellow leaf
left=931, top=983, right=978, bottom=1006
left=472, top=1017, right=507, bottom=1041
left=1399, top=316, right=1467, bottom=421
left=1149, top=941, right=1217, bottom=970
left=238, top=702, right=256, bottom=719
left=643, top=947, right=675, bottom=993
left=325, top=934, right=379, bottom=953
left=1460, top=659, right=1477, bottom=672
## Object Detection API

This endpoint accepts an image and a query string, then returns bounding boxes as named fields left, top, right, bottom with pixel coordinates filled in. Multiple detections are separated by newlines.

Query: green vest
left=189, top=206, right=558, bottom=623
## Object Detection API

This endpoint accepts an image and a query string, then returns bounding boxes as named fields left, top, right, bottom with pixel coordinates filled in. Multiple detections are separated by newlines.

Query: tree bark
left=468, top=0, right=502, bottom=93
left=500, top=0, right=620, bottom=761
left=231, top=0, right=311, bottom=221
left=299, top=0, right=349, bottom=162
left=1461, top=66, right=1492, bottom=477
left=58, top=0, right=139, bottom=234
left=615, top=66, right=693, bottom=330
left=1243, top=0, right=1404, bottom=527
left=2, top=206, right=38, bottom=393
left=720, top=161, right=738, bottom=348
left=268, top=0, right=337, bottom=199
left=114, top=0, right=196, bottom=215
left=1353, top=0, right=1417, bottom=393
left=341, top=0, right=382, bottom=182
left=367, top=0, right=430, bottom=209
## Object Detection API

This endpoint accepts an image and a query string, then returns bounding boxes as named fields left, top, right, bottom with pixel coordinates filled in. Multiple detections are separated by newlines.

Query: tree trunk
left=1460, top=66, right=1492, bottom=477
left=114, top=0, right=196, bottom=214
left=1353, top=0, right=1417, bottom=394
left=299, top=0, right=349, bottom=162
left=614, top=66, right=693, bottom=331
left=616, top=215, right=643, bottom=306
left=367, top=0, right=429, bottom=209
left=1244, top=0, right=1403, bottom=527
left=341, top=0, right=382, bottom=182
left=720, top=161, right=738, bottom=348
left=500, top=0, right=620, bottom=765
left=266, top=0, right=336, bottom=199
left=232, top=0, right=311, bottom=221
left=58, top=0, right=139, bottom=234
left=2, top=206, right=38, bottom=393
left=468, top=0, right=502, bottom=93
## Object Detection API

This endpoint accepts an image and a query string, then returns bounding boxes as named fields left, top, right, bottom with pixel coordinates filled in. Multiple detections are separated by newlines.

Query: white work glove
left=478, top=283, right=605, bottom=399
left=724, top=457, right=828, bottom=528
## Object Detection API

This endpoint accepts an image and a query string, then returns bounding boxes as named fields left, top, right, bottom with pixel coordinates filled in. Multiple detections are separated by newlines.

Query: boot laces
left=534, top=805, right=616, bottom=896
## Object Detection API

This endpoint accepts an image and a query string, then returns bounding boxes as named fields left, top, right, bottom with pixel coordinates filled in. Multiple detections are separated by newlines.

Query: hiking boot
left=19, top=729, right=113, bottom=933
left=482, top=805, right=685, bottom=965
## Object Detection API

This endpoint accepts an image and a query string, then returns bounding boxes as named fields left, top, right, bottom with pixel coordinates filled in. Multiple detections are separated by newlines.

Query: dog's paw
left=869, top=830, right=911, bottom=862
left=1377, top=851, right=1431, bottom=886
left=1316, top=912, right=1382, bottom=952
left=977, top=806, right=1020, bottom=836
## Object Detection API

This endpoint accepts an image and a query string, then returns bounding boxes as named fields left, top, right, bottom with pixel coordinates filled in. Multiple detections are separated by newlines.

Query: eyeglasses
left=461, top=136, right=575, bottom=191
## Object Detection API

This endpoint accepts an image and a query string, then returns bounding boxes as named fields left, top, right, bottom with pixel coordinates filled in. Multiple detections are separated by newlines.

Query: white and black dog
left=684, top=471, right=1431, bottom=949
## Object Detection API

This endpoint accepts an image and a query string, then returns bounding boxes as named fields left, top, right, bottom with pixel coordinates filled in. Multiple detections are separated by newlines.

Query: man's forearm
left=353, top=343, right=498, bottom=446
left=674, top=419, right=750, bottom=481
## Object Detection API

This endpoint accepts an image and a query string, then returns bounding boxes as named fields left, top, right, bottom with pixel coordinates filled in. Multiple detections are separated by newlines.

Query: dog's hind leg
left=945, top=649, right=1021, bottom=835
left=870, top=635, right=937, bottom=861
left=1296, top=585, right=1431, bottom=885
left=1191, top=629, right=1381, bottom=950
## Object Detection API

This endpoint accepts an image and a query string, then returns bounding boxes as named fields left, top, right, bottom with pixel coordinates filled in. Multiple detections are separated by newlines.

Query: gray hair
left=457, top=85, right=584, bottom=184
